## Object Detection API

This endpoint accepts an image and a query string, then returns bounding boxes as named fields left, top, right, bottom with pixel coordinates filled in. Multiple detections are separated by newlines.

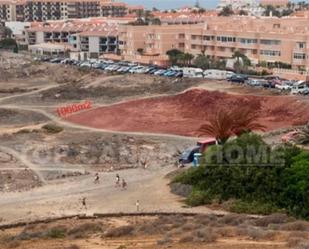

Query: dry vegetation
left=0, top=214, right=308, bottom=249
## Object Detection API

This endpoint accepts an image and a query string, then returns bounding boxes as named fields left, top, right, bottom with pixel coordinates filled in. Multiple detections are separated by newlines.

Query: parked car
left=275, top=84, right=293, bottom=91
left=246, top=78, right=264, bottom=86
left=179, top=146, right=200, bottom=165
left=204, top=69, right=235, bottom=80
left=50, top=58, right=63, bottom=63
left=228, top=74, right=248, bottom=83
left=182, top=67, right=204, bottom=78
left=291, top=81, right=309, bottom=94
left=154, top=69, right=167, bottom=76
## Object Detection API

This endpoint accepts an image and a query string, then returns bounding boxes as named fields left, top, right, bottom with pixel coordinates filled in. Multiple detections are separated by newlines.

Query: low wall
left=272, top=69, right=309, bottom=81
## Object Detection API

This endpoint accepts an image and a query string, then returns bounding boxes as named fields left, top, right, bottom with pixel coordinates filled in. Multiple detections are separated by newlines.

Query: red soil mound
left=65, top=89, right=309, bottom=136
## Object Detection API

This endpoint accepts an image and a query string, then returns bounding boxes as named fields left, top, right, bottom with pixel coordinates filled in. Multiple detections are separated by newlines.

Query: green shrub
left=46, top=227, right=67, bottom=239
left=229, top=200, right=282, bottom=215
left=186, top=189, right=212, bottom=206
left=173, top=133, right=308, bottom=219
left=42, top=124, right=63, bottom=134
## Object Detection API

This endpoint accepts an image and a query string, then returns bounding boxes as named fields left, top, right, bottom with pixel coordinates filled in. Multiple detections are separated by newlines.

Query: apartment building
left=25, top=17, right=131, bottom=58
left=100, top=1, right=126, bottom=17
left=0, top=1, right=16, bottom=21
left=70, top=26, right=118, bottom=58
left=118, top=16, right=309, bottom=71
left=0, top=0, right=143, bottom=22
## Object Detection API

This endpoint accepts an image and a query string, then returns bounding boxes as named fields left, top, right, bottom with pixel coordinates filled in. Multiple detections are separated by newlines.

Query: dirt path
left=0, top=84, right=59, bottom=103
left=84, top=75, right=124, bottom=88
left=0, top=146, right=46, bottom=184
left=0, top=165, right=223, bottom=225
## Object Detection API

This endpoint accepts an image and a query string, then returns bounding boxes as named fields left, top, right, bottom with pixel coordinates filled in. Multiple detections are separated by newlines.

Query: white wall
left=88, top=36, right=99, bottom=53
left=36, top=31, right=44, bottom=43
left=5, top=21, right=30, bottom=36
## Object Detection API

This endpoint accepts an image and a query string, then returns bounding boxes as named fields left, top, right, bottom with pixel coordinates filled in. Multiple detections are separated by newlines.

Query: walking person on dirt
left=122, top=179, right=127, bottom=190
left=81, top=197, right=87, bottom=211
left=136, top=200, right=140, bottom=212
left=94, top=173, right=100, bottom=184
left=115, top=174, right=120, bottom=187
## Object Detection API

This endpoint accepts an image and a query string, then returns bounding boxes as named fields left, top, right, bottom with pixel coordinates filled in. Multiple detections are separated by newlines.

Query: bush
left=229, top=200, right=282, bottom=215
left=68, top=222, right=103, bottom=238
left=46, top=226, right=67, bottom=239
left=186, top=189, right=212, bottom=206
left=42, top=124, right=64, bottom=134
left=174, top=134, right=308, bottom=219
left=254, top=213, right=291, bottom=227
left=280, top=221, right=309, bottom=231
left=105, top=225, right=134, bottom=237
left=219, top=213, right=247, bottom=226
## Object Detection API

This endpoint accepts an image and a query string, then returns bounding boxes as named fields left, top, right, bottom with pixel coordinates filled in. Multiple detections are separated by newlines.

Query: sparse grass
left=157, top=235, right=172, bottom=245
left=192, top=227, right=217, bottom=243
left=105, top=225, right=134, bottom=238
left=245, top=227, right=277, bottom=241
left=219, top=213, right=247, bottom=226
left=254, top=213, right=291, bottom=227
left=68, top=222, right=103, bottom=238
left=42, top=123, right=63, bottom=134
left=178, top=234, right=194, bottom=243
left=65, top=245, right=80, bottom=249
left=7, top=240, right=21, bottom=248
left=46, top=226, right=67, bottom=239
left=280, top=221, right=309, bottom=231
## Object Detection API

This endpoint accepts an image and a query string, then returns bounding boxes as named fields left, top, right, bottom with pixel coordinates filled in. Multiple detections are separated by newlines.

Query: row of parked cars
left=40, top=57, right=185, bottom=78
left=35, top=56, right=309, bottom=95
left=227, top=74, right=309, bottom=95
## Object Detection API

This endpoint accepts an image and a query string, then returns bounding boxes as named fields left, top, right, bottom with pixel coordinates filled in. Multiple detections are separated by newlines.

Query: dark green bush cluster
left=42, top=123, right=64, bottom=134
left=174, top=133, right=309, bottom=219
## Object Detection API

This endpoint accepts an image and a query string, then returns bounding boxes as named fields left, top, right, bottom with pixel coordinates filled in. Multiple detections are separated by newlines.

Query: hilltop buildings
left=0, top=0, right=143, bottom=22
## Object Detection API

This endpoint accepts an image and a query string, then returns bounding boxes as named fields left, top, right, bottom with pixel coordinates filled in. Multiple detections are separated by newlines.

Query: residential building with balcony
left=118, top=16, right=309, bottom=71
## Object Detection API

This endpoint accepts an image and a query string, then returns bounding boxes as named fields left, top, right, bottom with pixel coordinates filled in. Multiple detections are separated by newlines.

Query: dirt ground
left=65, top=88, right=309, bottom=136
left=0, top=52, right=308, bottom=249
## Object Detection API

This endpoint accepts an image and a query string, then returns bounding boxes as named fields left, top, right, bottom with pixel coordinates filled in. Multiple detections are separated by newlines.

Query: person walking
left=122, top=179, right=127, bottom=190
left=81, top=197, right=87, bottom=211
left=94, top=173, right=100, bottom=184
left=136, top=200, right=140, bottom=212
left=115, top=174, right=120, bottom=187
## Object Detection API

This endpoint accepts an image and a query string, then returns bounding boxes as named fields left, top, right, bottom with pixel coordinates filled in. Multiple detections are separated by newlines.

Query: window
left=239, top=38, right=258, bottom=44
left=296, top=42, right=306, bottom=49
left=260, top=50, right=281, bottom=57
left=293, top=53, right=306, bottom=60
left=216, top=36, right=236, bottom=43
left=260, top=39, right=281, bottom=45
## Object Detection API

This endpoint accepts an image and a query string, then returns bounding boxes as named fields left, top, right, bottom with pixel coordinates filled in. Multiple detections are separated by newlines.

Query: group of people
left=93, top=172, right=127, bottom=190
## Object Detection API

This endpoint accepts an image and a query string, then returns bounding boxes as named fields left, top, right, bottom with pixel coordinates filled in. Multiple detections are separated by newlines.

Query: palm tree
left=197, top=109, right=234, bottom=144
left=232, top=107, right=266, bottom=136
left=297, top=123, right=309, bottom=145
left=197, top=107, right=265, bottom=144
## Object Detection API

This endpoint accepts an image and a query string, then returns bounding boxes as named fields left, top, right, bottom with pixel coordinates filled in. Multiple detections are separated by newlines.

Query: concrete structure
left=260, top=0, right=288, bottom=7
left=5, top=21, right=30, bottom=45
left=29, top=42, right=72, bottom=55
left=0, top=0, right=144, bottom=22
left=118, top=16, right=309, bottom=71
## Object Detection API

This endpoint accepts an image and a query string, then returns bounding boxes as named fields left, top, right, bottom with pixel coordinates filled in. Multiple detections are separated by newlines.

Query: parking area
left=35, top=56, right=309, bottom=97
